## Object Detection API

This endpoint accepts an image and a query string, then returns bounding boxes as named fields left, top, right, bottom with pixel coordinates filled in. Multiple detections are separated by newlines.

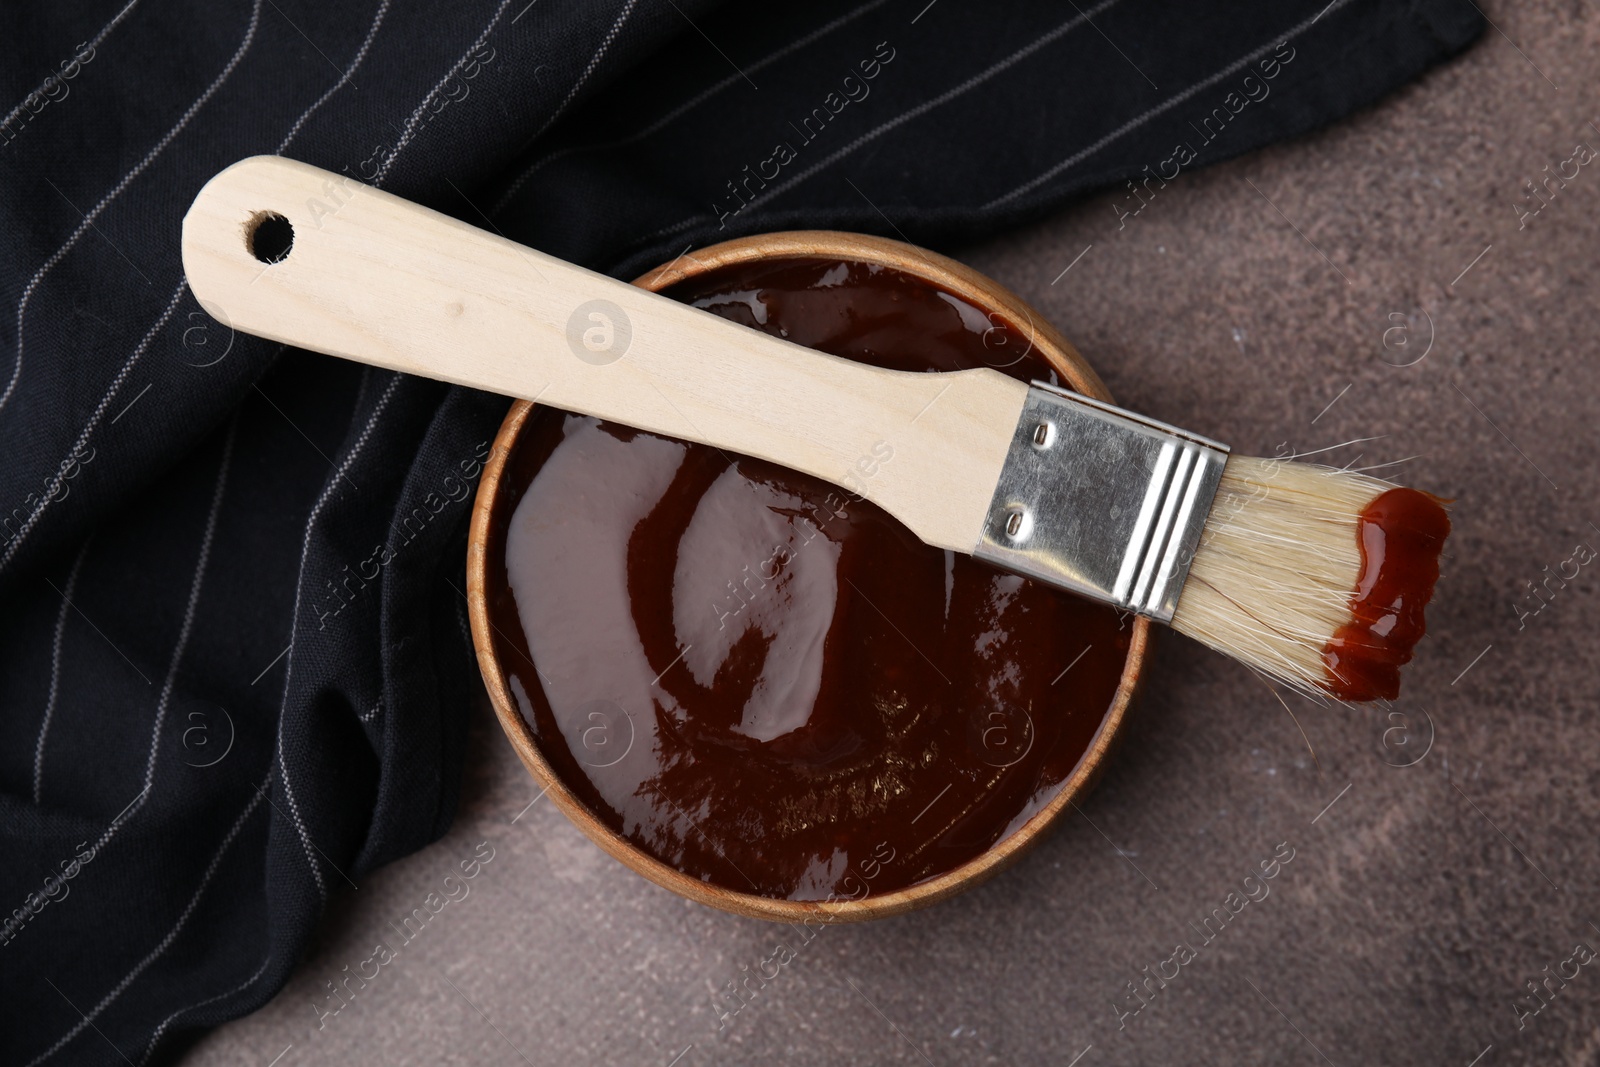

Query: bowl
left=467, top=231, right=1150, bottom=922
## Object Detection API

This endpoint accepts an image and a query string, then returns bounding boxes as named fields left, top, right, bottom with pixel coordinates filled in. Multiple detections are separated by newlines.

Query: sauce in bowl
left=483, top=258, right=1133, bottom=900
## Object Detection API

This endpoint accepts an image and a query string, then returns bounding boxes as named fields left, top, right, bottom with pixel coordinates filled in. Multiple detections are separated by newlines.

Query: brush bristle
left=1171, top=455, right=1393, bottom=695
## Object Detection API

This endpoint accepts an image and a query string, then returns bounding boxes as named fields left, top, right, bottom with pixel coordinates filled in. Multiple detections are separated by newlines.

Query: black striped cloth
left=0, top=1, right=1480, bottom=1062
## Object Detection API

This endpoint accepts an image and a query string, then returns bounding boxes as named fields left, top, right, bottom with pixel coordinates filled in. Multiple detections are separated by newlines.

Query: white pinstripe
left=0, top=0, right=143, bottom=136
left=374, top=0, right=514, bottom=184
left=0, top=0, right=264, bottom=414
left=662, top=0, right=1125, bottom=228
left=268, top=0, right=523, bottom=898
left=78, top=418, right=236, bottom=864
left=452, top=583, right=472, bottom=650
left=135, top=956, right=272, bottom=1067
left=32, top=537, right=93, bottom=804
left=531, top=0, right=640, bottom=144
left=622, top=0, right=1339, bottom=254
left=273, top=371, right=404, bottom=901
left=17, top=0, right=501, bottom=908
left=276, top=0, right=393, bottom=152
left=984, top=0, right=1355, bottom=207
left=0, top=283, right=187, bottom=573
left=22, top=777, right=270, bottom=1067
left=490, top=0, right=892, bottom=215
left=0, top=0, right=390, bottom=577
left=264, top=0, right=499, bottom=895
left=19, top=9, right=405, bottom=1059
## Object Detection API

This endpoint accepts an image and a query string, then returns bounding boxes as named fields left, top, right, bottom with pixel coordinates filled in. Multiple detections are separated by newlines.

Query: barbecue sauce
left=1321, top=488, right=1451, bottom=702
left=486, top=259, right=1131, bottom=899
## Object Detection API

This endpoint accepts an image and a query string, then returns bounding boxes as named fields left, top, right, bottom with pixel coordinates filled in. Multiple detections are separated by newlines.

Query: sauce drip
left=486, top=258, right=1131, bottom=900
left=1321, top=487, right=1451, bottom=702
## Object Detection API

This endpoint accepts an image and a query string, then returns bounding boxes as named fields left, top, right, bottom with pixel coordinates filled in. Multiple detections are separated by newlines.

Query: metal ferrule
left=973, top=382, right=1230, bottom=623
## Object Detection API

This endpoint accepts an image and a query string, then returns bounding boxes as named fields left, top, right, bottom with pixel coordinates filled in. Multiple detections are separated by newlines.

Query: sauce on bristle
left=1321, top=487, right=1451, bottom=701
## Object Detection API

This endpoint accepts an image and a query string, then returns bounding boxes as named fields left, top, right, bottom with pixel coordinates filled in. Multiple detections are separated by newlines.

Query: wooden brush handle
left=181, top=156, right=1027, bottom=553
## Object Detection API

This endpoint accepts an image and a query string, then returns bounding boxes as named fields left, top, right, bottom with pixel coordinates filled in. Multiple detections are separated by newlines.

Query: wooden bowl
left=467, top=231, right=1151, bottom=922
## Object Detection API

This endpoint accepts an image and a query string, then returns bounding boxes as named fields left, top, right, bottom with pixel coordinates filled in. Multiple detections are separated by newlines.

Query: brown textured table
left=187, top=4, right=1600, bottom=1063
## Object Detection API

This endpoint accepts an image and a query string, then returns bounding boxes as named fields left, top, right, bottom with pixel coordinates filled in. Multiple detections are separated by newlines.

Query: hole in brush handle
left=245, top=211, right=293, bottom=264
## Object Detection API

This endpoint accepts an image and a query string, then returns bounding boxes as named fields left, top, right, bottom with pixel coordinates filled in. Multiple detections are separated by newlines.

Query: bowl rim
left=466, top=229, right=1151, bottom=923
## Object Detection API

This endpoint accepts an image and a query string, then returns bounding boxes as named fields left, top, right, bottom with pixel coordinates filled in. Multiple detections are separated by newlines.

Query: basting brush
left=181, top=157, right=1450, bottom=701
